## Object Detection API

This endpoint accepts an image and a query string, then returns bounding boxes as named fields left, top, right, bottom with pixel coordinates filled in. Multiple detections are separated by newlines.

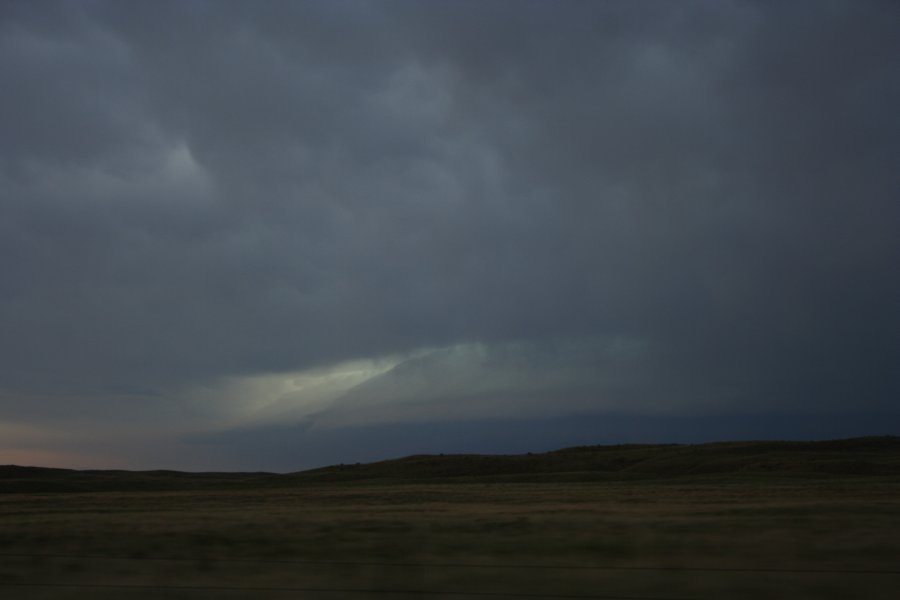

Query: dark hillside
left=2, top=436, right=899, bottom=492
left=0, top=465, right=272, bottom=493
left=291, top=436, right=900, bottom=483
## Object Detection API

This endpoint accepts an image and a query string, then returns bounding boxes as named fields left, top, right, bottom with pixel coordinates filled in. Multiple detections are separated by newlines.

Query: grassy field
left=2, top=439, right=899, bottom=599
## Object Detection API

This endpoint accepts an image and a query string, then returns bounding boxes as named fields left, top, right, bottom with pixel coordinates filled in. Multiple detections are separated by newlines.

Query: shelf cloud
left=1, top=1, right=898, bottom=469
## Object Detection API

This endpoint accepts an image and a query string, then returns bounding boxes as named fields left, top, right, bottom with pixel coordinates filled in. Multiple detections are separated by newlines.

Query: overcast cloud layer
left=1, top=0, right=899, bottom=470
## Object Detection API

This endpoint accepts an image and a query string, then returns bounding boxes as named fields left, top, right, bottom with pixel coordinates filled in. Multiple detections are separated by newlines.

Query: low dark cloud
left=193, top=410, right=900, bottom=473
left=1, top=0, right=898, bottom=469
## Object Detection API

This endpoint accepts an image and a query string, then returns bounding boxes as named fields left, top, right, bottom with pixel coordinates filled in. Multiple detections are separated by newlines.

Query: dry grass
left=2, top=477, right=899, bottom=599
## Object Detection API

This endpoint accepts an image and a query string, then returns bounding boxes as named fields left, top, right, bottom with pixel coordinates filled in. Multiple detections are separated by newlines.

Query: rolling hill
left=2, top=436, right=899, bottom=493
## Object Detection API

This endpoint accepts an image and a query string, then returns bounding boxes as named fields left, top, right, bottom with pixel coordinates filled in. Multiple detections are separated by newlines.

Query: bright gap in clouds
left=200, top=335, right=744, bottom=435
left=193, top=353, right=414, bottom=429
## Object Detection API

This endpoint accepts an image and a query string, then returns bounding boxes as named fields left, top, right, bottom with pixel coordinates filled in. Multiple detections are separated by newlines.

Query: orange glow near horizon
left=0, top=448, right=125, bottom=470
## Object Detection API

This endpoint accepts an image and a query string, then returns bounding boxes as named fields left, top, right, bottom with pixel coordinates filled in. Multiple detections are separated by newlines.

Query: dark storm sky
left=1, top=0, right=898, bottom=470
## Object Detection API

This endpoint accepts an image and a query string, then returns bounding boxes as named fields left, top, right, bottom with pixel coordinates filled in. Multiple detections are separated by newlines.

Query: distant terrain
left=2, top=436, right=900, bottom=599
left=3, top=435, right=899, bottom=493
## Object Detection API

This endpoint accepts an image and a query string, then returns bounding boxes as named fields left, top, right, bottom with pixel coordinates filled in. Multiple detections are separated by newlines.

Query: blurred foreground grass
left=1, top=476, right=899, bottom=599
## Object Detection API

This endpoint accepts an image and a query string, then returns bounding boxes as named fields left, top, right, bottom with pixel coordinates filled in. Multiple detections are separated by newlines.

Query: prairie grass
left=2, top=477, right=899, bottom=599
